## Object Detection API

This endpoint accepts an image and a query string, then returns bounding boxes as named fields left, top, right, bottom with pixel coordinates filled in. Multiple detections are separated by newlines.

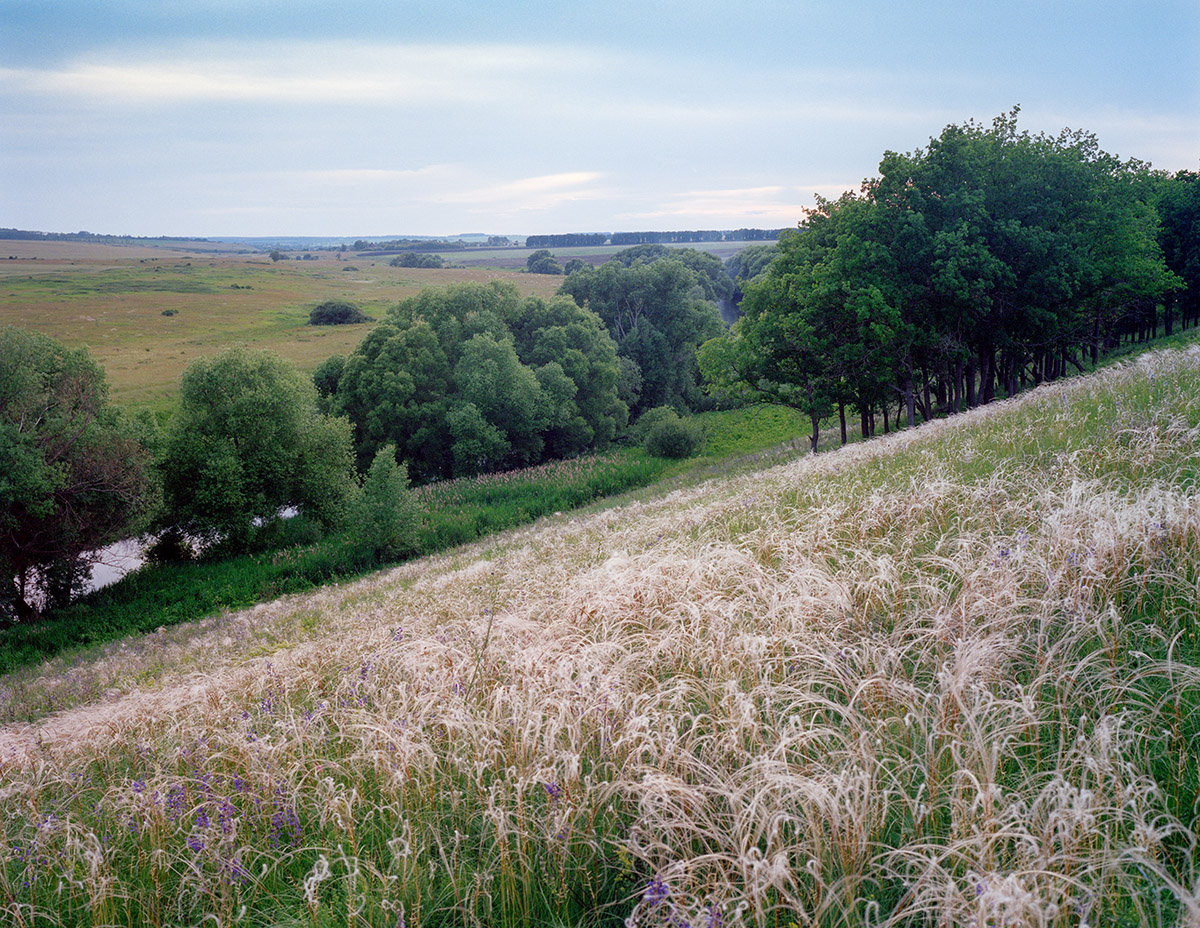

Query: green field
left=0, top=240, right=560, bottom=412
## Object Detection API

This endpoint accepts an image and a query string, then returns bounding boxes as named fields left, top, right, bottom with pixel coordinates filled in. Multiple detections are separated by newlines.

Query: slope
left=2, top=345, right=1198, bottom=927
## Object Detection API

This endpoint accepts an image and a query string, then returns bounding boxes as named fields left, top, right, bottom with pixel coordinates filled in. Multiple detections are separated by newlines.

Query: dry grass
left=1, top=346, right=1198, bottom=926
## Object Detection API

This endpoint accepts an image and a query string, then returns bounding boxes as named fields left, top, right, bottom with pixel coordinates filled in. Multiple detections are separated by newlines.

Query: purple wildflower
left=643, top=876, right=670, bottom=908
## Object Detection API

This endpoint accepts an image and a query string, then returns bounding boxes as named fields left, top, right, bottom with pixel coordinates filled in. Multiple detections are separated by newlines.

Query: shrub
left=350, top=444, right=422, bottom=560
left=308, top=301, right=373, bottom=325
left=389, top=253, right=445, bottom=269
left=637, top=406, right=704, bottom=458
left=143, top=528, right=193, bottom=564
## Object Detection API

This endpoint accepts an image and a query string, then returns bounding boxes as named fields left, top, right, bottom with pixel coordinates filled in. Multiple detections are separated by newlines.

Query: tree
left=160, top=347, right=356, bottom=551
left=701, top=109, right=1180, bottom=447
left=349, top=444, right=421, bottom=561
left=308, top=301, right=373, bottom=325
left=526, top=249, right=564, bottom=275
left=1, top=328, right=159, bottom=622
left=559, top=258, right=722, bottom=415
left=1156, top=170, right=1200, bottom=334
left=389, top=253, right=445, bottom=269
left=503, top=294, right=628, bottom=457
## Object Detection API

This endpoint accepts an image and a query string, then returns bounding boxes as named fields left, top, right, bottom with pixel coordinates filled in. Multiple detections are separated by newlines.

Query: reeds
left=2, top=346, right=1198, bottom=926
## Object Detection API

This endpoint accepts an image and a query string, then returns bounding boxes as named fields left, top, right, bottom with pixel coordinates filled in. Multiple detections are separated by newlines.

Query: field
left=432, top=241, right=762, bottom=270
left=1, top=343, right=1197, bottom=927
left=0, top=240, right=561, bottom=412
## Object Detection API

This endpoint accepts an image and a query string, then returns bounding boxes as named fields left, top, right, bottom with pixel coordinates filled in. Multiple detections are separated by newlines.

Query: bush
left=637, top=406, right=704, bottom=458
left=350, top=445, right=422, bottom=560
left=525, top=249, right=563, bottom=274
left=308, top=301, right=373, bottom=325
left=389, top=253, right=445, bottom=269
left=143, top=528, right=193, bottom=565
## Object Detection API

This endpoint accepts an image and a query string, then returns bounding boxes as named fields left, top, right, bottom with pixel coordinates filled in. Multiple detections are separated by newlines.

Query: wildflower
left=187, top=834, right=205, bottom=853
left=643, top=876, right=670, bottom=907
left=543, top=781, right=563, bottom=801
left=218, top=797, right=236, bottom=835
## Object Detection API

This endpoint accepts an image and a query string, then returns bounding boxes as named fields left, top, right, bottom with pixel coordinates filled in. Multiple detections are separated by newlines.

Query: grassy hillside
left=1, top=345, right=1198, bottom=927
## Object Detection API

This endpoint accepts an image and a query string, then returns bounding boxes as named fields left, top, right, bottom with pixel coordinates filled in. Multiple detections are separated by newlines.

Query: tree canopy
left=160, top=347, right=356, bottom=550
left=559, top=255, right=723, bottom=416
left=526, top=249, right=564, bottom=275
left=701, top=110, right=1182, bottom=450
left=1, top=328, right=159, bottom=621
left=320, top=281, right=627, bottom=481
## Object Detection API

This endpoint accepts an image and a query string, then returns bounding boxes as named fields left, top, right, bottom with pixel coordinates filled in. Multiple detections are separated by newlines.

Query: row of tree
left=700, top=110, right=1198, bottom=450
left=523, top=230, right=784, bottom=248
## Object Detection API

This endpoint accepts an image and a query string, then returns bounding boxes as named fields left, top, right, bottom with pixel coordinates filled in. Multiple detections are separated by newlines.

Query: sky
left=2, top=0, right=1197, bottom=238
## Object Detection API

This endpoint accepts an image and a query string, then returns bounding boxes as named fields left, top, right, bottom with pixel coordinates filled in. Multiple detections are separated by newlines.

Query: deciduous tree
left=0, top=328, right=159, bottom=621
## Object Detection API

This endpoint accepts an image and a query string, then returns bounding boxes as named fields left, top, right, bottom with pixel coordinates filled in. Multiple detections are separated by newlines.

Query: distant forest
left=0, top=228, right=213, bottom=245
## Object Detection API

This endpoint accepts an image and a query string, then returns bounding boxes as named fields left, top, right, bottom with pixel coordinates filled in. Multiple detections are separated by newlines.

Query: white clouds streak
left=434, top=172, right=609, bottom=212
left=0, top=42, right=603, bottom=106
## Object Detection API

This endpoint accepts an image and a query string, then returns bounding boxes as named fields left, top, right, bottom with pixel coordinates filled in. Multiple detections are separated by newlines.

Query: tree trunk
left=903, top=368, right=916, bottom=429
left=809, top=413, right=820, bottom=453
left=838, top=403, right=847, bottom=446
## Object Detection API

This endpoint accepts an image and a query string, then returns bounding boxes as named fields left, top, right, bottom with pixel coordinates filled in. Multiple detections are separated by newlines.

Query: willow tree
left=1, top=328, right=158, bottom=621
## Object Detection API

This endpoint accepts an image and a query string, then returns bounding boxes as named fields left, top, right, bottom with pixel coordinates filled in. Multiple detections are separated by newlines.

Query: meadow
left=0, top=240, right=559, bottom=412
left=1, top=343, right=1197, bottom=927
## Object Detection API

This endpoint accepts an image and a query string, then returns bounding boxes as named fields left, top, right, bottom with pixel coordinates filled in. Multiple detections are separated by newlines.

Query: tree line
left=700, top=110, right=1199, bottom=451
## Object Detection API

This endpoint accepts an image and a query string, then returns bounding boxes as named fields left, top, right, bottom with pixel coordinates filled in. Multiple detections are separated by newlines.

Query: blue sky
left=2, top=0, right=1197, bottom=237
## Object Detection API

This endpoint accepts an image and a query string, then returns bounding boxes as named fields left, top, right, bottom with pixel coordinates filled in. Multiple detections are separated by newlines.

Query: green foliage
left=311, top=353, right=345, bottom=413
left=350, top=444, right=421, bottom=560
left=637, top=406, right=704, bottom=458
left=389, top=252, right=445, bottom=268
left=327, top=282, right=627, bottom=481
left=160, top=347, right=357, bottom=551
left=504, top=294, right=629, bottom=457
left=307, top=300, right=373, bottom=325
left=525, top=248, right=563, bottom=274
left=1157, top=169, right=1200, bottom=328
left=559, top=257, right=723, bottom=416
left=703, top=109, right=1182, bottom=448
left=0, top=327, right=159, bottom=622
left=725, top=244, right=779, bottom=284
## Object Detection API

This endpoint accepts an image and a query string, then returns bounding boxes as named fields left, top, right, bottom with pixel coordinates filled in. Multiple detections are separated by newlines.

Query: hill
left=1, top=344, right=1198, bottom=926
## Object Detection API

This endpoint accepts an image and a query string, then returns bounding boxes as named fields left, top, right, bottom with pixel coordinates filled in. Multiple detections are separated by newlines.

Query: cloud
left=0, top=41, right=605, bottom=106
left=433, top=172, right=609, bottom=212
left=620, top=184, right=822, bottom=227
